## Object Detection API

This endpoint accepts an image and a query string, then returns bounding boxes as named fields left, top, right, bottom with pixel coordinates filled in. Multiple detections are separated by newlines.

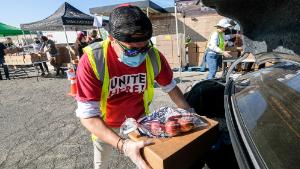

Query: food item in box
left=178, top=117, right=194, bottom=132
left=128, top=117, right=218, bottom=169
left=150, top=120, right=165, bottom=136
left=121, top=107, right=209, bottom=138
left=165, top=120, right=180, bottom=136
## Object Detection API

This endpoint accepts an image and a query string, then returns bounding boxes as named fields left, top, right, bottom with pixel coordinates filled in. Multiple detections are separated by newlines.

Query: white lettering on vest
left=109, top=73, right=147, bottom=97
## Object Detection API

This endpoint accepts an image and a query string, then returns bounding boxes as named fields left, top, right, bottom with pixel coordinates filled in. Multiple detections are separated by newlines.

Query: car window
left=233, top=62, right=300, bottom=169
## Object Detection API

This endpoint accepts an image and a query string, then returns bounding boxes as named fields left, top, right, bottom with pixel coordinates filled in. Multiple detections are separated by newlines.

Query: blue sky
left=0, top=0, right=173, bottom=28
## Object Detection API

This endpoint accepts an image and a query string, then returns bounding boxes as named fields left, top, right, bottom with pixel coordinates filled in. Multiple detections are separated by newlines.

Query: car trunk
left=199, top=1, right=300, bottom=168
left=182, top=1, right=300, bottom=168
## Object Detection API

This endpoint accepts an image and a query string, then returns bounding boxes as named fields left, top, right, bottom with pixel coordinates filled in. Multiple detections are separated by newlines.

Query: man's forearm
left=168, top=85, right=191, bottom=110
left=80, top=117, right=122, bottom=149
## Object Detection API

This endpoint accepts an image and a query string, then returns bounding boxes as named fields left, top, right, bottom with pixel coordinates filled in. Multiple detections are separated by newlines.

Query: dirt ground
left=0, top=70, right=211, bottom=169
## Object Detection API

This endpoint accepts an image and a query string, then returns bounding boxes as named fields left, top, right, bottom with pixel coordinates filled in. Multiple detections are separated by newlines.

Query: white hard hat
left=215, top=18, right=232, bottom=28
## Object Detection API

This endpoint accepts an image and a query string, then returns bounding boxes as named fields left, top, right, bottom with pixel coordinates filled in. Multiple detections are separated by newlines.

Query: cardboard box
left=39, top=53, right=48, bottom=62
left=9, top=55, right=24, bottom=64
left=196, top=41, right=207, bottom=47
left=155, top=34, right=186, bottom=68
left=56, top=45, right=78, bottom=63
left=7, top=47, right=23, bottom=54
left=187, top=43, right=197, bottom=54
left=228, top=51, right=239, bottom=58
left=196, top=42, right=207, bottom=53
left=23, top=54, right=40, bottom=63
left=188, top=52, right=205, bottom=67
left=188, top=53, right=198, bottom=66
left=129, top=117, right=218, bottom=169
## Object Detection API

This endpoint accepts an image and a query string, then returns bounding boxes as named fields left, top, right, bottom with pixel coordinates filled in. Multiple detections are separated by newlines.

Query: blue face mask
left=119, top=52, right=147, bottom=67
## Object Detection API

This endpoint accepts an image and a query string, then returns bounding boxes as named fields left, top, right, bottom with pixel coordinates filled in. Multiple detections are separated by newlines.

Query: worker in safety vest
left=205, top=18, right=238, bottom=79
left=75, top=5, right=192, bottom=169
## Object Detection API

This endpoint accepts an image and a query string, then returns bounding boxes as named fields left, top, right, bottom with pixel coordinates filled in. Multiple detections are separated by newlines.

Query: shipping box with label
left=128, top=117, right=218, bottom=169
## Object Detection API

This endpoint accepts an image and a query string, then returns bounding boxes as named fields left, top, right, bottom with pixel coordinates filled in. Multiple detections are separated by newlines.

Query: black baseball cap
left=108, top=5, right=153, bottom=43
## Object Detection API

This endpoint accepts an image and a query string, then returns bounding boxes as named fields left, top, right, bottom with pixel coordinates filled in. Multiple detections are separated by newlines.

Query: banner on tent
left=93, top=16, right=103, bottom=27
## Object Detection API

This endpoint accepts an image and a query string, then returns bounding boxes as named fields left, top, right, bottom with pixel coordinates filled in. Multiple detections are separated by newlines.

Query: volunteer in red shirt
left=76, top=5, right=192, bottom=169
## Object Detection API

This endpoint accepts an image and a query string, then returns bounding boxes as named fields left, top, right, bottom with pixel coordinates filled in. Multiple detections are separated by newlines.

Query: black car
left=182, top=0, right=300, bottom=168
left=224, top=53, right=300, bottom=169
left=202, top=0, right=300, bottom=168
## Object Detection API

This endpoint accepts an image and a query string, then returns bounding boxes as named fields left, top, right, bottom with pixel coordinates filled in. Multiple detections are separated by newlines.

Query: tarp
left=175, top=0, right=215, bottom=16
left=20, top=2, right=94, bottom=31
left=202, top=0, right=300, bottom=55
left=90, top=0, right=168, bottom=16
left=0, top=22, right=30, bottom=36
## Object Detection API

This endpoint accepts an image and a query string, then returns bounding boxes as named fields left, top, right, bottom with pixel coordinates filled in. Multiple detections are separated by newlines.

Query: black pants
left=56, top=67, right=65, bottom=76
left=38, top=62, right=49, bottom=74
left=0, top=64, right=9, bottom=80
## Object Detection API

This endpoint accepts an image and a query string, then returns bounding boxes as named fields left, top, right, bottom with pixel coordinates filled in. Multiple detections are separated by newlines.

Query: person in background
left=0, top=42, right=10, bottom=80
left=76, top=5, right=193, bottom=169
left=5, top=37, right=16, bottom=48
left=23, top=37, right=50, bottom=76
left=87, top=29, right=103, bottom=45
left=41, top=36, right=64, bottom=76
left=75, top=31, right=88, bottom=59
left=205, top=19, right=239, bottom=79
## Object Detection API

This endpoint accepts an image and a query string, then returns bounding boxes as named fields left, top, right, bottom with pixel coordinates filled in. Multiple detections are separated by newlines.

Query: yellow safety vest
left=218, top=32, right=225, bottom=51
left=83, top=39, right=161, bottom=141
left=206, top=31, right=225, bottom=52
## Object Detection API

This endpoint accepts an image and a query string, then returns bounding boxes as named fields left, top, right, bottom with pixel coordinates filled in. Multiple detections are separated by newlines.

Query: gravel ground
left=0, top=70, right=211, bottom=169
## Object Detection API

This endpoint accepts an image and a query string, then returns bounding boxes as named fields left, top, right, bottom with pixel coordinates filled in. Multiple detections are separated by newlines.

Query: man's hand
left=3, top=48, right=9, bottom=55
left=123, top=139, right=153, bottom=169
left=223, top=51, right=232, bottom=58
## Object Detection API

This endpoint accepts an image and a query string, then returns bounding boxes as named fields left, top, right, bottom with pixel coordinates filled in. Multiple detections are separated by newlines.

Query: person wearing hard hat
left=75, top=5, right=192, bottom=169
left=205, top=18, right=238, bottom=79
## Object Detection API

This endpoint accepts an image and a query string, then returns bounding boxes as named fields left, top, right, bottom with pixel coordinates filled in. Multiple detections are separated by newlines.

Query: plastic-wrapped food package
left=120, top=107, right=209, bottom=138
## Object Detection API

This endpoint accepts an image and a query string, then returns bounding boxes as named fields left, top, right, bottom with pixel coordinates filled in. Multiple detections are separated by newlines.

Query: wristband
left=116, top=137, right=123, bottom=150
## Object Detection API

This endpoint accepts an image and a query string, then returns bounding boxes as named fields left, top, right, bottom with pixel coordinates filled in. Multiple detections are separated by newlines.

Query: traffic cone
left=68, top=76, right=77, bottom=97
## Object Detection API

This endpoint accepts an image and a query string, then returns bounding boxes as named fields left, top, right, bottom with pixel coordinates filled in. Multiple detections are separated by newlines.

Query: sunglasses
left=116, top=40, right=152, bottom=57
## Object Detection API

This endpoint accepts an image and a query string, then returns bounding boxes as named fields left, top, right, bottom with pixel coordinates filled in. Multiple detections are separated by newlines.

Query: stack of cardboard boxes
left=55, top=44, right=78, bottom=64
left=224, top=46, right=240, bottom=59
left=187, top=42, right=207, bottom=67
left=7, top=47, right=23, bottom=54
left=4, top=53, right=48, bottom=65
left=188, top=43, right=242, bottom=68
left=155, top=34, right=186, bottom=69
left=24, top=53, right=48, bottom=63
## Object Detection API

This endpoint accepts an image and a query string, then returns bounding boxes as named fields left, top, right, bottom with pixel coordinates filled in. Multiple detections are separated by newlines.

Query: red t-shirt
left=76, top=44, right=173, bottom=127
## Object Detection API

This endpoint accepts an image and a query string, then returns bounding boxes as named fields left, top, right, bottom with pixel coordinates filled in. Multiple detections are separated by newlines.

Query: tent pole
left=183, top=13, right=187, bottom=67
left=29, top=31, right=33, bottom=39
left=174, top=2, right=182, bottom=83
left=147, top=7, right=149, bottom=17
left=22, top=30, right=27, bottom=45
left=16, top=36, right=21, bottom=46
left=97, top=27, right=103, bottom=39
left=63, top=25, right=73, bottom=67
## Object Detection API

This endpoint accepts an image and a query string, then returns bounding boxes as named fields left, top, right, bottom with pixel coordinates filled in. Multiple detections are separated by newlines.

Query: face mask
left=116, top=40, right=151, bottom=67
left=119, top=52, right=147, bottom=67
